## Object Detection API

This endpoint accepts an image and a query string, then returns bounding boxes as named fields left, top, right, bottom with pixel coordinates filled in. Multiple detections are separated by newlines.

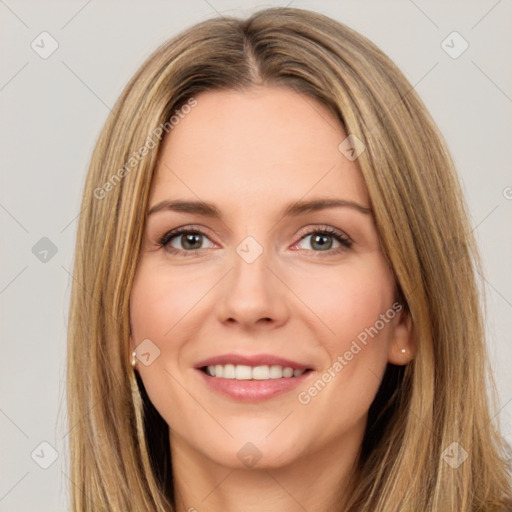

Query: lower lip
left=196, top=368, right=313, bottom=402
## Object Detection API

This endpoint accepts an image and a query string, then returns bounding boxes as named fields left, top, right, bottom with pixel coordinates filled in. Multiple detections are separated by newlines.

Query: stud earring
left=131, top=350, right=137, bottom=368
left=400, top=348, right=407, bottom=354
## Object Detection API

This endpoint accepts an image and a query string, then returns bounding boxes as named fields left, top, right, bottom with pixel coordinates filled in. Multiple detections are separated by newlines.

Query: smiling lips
left=194, top=353, right=314, bottom=401
left=195, top=353, right=312, bottom=376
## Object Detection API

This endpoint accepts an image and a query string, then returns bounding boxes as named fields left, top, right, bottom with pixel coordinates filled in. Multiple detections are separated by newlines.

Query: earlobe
left=387, top=310, right=415, bottom=365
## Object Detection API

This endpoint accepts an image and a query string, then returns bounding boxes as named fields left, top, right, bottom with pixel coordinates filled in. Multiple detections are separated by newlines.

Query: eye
left=158, top=227, right=215, bottom=255
left=292, top=226, right=353, bottom=255
left=157, top=225, right=352, bottom=257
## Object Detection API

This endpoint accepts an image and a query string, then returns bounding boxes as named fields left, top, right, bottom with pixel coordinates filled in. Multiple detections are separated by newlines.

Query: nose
left=215, top=240, right=290, bottom=330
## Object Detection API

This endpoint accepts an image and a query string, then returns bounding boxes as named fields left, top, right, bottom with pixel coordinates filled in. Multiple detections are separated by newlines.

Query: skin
left=129, top=86, right=415, bottom=512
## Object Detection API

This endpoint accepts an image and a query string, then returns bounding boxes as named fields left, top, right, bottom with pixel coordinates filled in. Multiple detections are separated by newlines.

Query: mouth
left=194, top=354, right=315, bottom=402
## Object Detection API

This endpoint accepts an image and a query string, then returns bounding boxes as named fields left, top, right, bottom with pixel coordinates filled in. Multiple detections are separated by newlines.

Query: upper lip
left=194, top=354, right=313, bottom=371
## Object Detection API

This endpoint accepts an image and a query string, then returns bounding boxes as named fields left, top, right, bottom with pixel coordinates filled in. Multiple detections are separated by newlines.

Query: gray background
left=1, top=0, right=511, bottom=510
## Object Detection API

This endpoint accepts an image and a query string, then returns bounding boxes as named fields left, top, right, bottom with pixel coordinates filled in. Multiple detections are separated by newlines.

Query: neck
left=169, top=420, right=364, bottom=512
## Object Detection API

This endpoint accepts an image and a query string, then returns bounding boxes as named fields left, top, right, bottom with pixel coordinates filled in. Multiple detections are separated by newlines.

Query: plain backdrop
left=1, top=1, right=511, bottom=510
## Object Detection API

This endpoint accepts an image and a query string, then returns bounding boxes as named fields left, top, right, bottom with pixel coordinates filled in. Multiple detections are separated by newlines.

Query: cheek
left=129, top=263, right=194, bottom=425
left=290, top=258, right=395, bottom=416
left=129, top=264, right=186, bottom=394
left=130, top=261, right=206, bottom=343
left=289, top=256, right=395, bottom=349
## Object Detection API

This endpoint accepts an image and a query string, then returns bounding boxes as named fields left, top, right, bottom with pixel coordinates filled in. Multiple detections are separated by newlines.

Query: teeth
left=235, top=365, right=252, bottom=380
left=205, top=364, right=306, bottom=380
left=252, top=365, right=270, bottom=380
left=283, top=367, right=294, bottom=378
left=223, top=364, right=235, bottom=379
left=269, top=365, right=283, bottom=379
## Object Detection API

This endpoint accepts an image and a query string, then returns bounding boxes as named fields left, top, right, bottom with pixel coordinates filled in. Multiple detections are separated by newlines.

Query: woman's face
left=130, top=86, right=413, bottom=470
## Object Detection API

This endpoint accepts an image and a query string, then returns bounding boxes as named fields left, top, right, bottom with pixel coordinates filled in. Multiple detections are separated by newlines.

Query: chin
left=195, top=429, right=309, bottom=471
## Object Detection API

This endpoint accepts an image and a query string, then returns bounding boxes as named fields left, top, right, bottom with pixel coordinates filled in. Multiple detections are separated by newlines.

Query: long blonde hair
left=66, top=7, right=512, bottom=511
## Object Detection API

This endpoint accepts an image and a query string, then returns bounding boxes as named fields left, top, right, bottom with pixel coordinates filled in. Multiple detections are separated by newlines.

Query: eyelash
left=157, top=225, right=353, bottom=257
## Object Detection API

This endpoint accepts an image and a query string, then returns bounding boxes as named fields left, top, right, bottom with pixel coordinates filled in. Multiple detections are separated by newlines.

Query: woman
left=66, top=6, right=512, bottom=511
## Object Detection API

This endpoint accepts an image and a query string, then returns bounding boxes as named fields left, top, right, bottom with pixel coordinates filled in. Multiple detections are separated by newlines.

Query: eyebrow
left=147, top=198, right=372, bottom=218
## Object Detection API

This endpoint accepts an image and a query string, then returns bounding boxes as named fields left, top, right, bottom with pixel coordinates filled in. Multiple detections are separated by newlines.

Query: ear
left=387, top=307, right=415, bottom=365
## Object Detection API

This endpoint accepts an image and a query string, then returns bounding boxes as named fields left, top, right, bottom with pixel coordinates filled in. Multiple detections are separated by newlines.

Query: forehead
left=149, top=86, right=369, bottom=211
